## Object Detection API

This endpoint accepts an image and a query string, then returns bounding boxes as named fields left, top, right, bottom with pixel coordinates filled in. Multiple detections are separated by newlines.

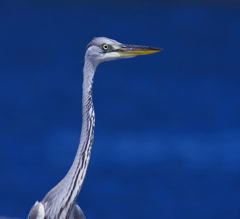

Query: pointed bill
left=117, top=44, right=163, bottom=57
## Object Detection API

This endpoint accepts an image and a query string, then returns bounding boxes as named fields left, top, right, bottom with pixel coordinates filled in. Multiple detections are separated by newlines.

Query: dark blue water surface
left=0, top=1, right=240, bottom=218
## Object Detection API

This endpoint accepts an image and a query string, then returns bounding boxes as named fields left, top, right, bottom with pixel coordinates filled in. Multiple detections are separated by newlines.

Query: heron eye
left=102, top=44, right=109, bottom=51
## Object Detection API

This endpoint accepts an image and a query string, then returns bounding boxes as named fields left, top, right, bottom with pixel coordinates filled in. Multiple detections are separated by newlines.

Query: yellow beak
left=117, top=44, right=163, bottom=57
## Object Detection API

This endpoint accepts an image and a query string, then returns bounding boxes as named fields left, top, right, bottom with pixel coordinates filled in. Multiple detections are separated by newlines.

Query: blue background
left=0, top=0, right=240, bottom=218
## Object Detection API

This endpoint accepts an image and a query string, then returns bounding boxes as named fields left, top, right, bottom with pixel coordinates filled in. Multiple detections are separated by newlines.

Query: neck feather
left=42, top=59, right=97, bottom=219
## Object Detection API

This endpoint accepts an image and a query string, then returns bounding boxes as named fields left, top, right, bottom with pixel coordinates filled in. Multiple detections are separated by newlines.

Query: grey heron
left=28, top=37, right=162, bottom=219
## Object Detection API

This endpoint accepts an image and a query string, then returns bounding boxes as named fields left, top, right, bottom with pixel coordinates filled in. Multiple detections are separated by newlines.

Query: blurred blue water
left=0, top=1, right=240, bottom=218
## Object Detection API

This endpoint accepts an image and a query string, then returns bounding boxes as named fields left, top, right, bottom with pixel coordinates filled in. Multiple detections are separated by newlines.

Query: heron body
left=28, top=37, right=162, bottom=219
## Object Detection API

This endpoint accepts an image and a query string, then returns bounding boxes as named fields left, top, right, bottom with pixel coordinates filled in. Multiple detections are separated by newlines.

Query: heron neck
left=42, top=59, right=97, bottom=218
left=64, top=58, right=97, bottom=199
left=72, top=58, right=96, bottom=178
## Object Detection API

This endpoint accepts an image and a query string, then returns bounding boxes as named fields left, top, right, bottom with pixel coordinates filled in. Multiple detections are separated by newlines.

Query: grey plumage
left=28, top=37, right=161, bottom=219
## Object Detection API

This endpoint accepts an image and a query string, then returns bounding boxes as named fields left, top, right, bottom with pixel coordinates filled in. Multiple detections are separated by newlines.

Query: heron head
left=85, top=37, right=162, bottom=65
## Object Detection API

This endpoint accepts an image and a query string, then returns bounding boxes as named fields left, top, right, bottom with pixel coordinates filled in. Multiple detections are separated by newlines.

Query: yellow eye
left=102, top=44, right=109, bottom=51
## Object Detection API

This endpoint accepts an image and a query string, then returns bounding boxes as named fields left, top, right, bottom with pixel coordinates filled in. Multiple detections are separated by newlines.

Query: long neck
left=65, top=58, right=96, bottom=196
left=42, top=59, right=97, bottom=218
